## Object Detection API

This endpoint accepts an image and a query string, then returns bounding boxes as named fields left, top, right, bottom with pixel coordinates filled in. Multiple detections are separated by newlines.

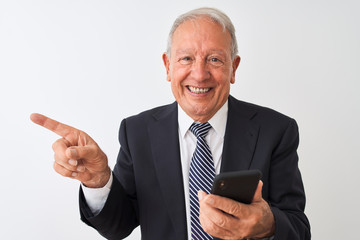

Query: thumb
left=252, top=180, right=263, bottom=203
left=66, top=147, right=78, bottom=159
left=66, top=145, right=99, bottom=160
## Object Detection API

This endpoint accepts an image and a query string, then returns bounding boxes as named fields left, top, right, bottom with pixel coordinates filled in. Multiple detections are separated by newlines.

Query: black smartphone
left=211, top=170, right=262, bottom=204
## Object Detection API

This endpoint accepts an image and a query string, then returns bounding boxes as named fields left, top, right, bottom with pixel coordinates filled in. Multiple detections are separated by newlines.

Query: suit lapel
left=221, top=96, right=260, bottom=172
left=147, top=102, right=187, bottom=240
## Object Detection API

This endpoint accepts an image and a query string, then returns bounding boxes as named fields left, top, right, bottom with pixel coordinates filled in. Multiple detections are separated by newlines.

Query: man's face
left=163, top=17, right=240, bottom=123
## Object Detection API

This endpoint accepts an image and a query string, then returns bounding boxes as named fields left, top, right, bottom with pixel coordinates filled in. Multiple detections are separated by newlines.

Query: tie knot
left=190, top=122, right=211, bottom=138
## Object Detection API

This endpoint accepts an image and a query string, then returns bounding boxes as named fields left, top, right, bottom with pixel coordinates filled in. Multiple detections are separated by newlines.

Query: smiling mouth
left=187, top=86, right=211, bottom=94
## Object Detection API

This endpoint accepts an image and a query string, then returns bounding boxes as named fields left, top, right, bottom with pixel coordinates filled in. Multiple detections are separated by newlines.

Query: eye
left=208, top=57, right=224, bottom=66
left=179, top=56, right=193, bottom=65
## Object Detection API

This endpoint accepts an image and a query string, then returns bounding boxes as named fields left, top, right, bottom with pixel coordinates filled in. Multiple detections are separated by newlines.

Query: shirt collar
left=178, top=100, right=228, bottom=139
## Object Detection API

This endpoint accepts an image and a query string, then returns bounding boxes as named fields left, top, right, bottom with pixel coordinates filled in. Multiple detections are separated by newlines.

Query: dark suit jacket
left=79, top=96, right=311, bottom=239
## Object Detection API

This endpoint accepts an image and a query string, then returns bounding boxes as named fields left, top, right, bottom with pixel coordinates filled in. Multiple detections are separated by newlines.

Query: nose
left=191, top=60, right=210, bottom=81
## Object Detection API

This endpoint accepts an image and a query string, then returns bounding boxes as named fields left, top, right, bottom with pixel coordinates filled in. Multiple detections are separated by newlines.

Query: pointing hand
left=30, top=113, right=111, bottom=188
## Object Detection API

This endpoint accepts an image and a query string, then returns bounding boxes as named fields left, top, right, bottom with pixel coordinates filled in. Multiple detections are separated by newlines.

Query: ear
left=162, top=52, right=171, bottom=82
left=230, top=56, right=241, bottom=84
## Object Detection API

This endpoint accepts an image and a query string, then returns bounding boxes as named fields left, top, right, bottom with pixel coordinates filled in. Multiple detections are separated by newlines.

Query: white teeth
left=188, top=86, right=210, bottom=94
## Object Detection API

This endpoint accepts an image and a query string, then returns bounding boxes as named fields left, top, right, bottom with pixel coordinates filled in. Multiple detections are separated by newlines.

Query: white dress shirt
left=178, top=101, right=228, bottom=239
left=82, top=101, right=228, bottom=238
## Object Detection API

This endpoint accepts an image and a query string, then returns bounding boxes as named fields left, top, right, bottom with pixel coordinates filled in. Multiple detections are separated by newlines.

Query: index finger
left=205, top=194, right=246, bottom=217
left=30, top=113, right=79, bottom=139
left=206, top=181, right=263, bottom=216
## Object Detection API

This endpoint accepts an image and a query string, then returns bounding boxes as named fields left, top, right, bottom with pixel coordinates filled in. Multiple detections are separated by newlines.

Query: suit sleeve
left=269, top=119, right=311, bottom=239
left=79, top=119, right=139, bottom=239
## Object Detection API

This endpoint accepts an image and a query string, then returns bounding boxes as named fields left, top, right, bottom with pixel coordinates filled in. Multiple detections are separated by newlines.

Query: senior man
left=31, top=7, right=310, bottom=240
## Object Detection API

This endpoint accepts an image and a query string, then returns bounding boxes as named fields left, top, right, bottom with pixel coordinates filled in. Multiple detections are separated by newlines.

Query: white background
left=1, top=0, right=359, bottom=239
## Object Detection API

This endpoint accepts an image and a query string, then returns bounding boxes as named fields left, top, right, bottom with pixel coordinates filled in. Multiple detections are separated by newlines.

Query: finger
left=201, top=198, right=234, bottom=228
left=252, top=180, right=263, bottom=203
left=54, top=153, right=78, bottom=171
left=61, top=145, right=100, bottom=172
left=53, top=161, right=78, bottom=178
left=200, top=214, right=233, bottom=239
left=198, top=197, right=234, bottom=238
left=66, top=145, right=99, bottom=161
left=52, top=138, right=78, bottom=171
left=205, top=194, right=247, bottom=217
left=30, top=113, right=79, bottom=140
left=53, top=162, right=89, bottom=180
left=198, top=190, right=208, bottom=202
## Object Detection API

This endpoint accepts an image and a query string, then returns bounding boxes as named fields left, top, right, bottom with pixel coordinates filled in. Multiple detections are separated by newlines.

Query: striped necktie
left=189, top=122, right=215, bottom=240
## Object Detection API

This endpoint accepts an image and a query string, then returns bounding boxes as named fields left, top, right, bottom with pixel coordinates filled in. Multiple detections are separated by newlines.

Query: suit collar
left=177, top=104, right=195, bottom=139
left=177, top=100, right=228, bottom=140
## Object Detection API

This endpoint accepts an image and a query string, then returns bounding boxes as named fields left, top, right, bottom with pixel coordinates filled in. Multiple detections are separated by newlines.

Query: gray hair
left=166, top=7, right=238, bottom=59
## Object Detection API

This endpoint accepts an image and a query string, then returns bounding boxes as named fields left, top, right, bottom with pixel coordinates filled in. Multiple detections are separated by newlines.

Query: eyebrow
left=175, top=49, right=193, bottom=55
left=175, top=49, right=227, bottom=55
